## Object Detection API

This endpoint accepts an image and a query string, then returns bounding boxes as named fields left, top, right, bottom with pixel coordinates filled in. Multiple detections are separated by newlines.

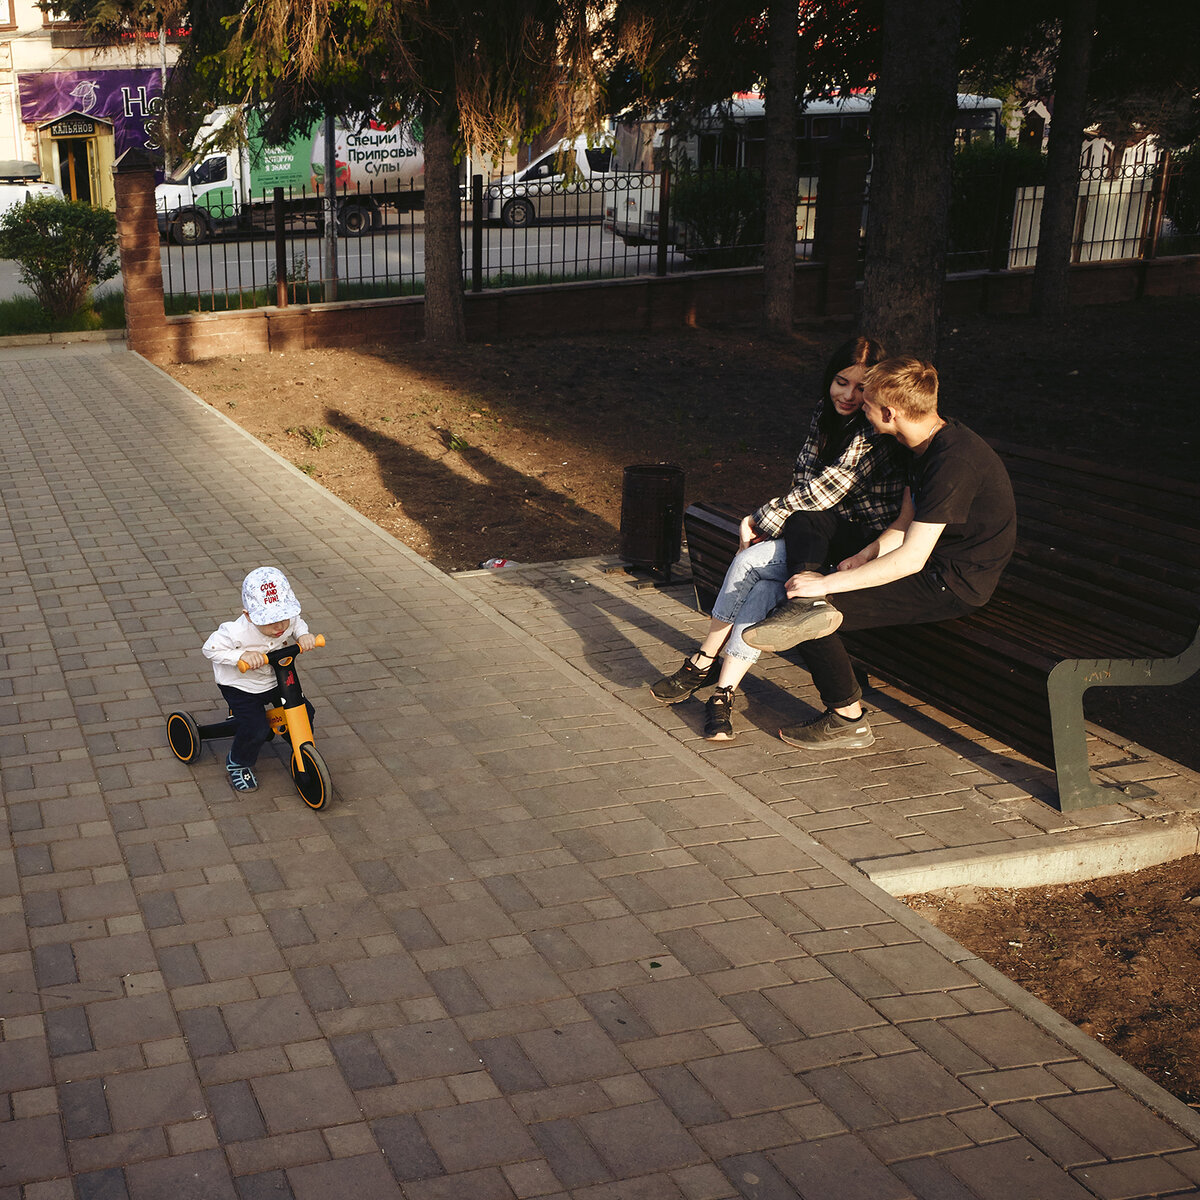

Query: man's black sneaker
left=703, top=686, right=735, bottom=740
left=651, top=652, right=720, bottom=704
left=742, top=596, right=843, bottom=652
left=779, top=709, right=874, bottom=749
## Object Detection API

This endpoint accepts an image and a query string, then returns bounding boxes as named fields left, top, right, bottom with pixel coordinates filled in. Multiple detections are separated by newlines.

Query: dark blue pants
left=218, top=684, right=315, bottom=767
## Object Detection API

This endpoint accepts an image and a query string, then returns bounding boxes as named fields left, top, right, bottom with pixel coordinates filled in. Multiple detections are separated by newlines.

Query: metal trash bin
left=619, top=463, right=685, bottom=579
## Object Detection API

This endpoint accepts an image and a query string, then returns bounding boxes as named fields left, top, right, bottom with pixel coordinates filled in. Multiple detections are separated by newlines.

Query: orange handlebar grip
left=237, top=658, right=252, bottom=673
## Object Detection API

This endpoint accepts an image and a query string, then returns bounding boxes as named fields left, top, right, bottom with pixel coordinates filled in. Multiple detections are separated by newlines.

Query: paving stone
left=770, top=1132, right=913, bottom=1199
left=45, top=1006, right=93, bottom=1057
left=577, top=1101, right=706, bottom=1177
left=1042, top=1089, right=1195, bottom=1159
left=330, top=1032, right=395, bottom=1090
left=417, top=1098, right=539, bottom=1173
left=207, top=1080, right=269, bottom=1143
left=940, top=1138, right=1097, bottom=1199
left=124, top=1149, right=238, bottom=1200
left=251, top=1065, right=361, bottom=1134
left=75, top=1168, right=131, bottom=1200
left=0, top=1114, right=70, bottom=1185
left=289, top=1152, right=405, bottom=1200
left=104, top=1063, right=207, bottom=1132
left=234, top=1170, right=294, bottom=1200
left=60, top=1078, right=113, bottom=1139
left=762, top=976, right=885, bottom=1037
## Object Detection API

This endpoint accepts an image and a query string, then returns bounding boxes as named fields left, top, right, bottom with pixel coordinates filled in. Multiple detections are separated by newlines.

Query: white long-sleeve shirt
left=202, top=613, right=311, bottom=693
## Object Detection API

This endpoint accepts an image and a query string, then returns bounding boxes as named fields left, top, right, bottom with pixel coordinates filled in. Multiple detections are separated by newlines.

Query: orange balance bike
left=166, top=636, right=332, bottom=810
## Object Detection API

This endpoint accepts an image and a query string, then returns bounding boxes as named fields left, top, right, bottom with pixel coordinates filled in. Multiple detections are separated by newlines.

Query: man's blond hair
left=863, top=357, right=939, bottom=419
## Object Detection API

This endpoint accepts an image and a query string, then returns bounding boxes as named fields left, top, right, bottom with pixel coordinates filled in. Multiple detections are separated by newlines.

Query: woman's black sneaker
left=651, top=653, right=720, bottom=704
left=703, top=686, right=735, bottom=740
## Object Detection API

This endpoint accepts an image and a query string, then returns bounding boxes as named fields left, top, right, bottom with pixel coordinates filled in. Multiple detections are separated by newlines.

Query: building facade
left=1, top=0, right=180, bottom=208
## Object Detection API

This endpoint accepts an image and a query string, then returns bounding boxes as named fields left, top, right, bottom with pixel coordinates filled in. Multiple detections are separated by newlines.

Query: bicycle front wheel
left=291, top=742, right=331, bottom=810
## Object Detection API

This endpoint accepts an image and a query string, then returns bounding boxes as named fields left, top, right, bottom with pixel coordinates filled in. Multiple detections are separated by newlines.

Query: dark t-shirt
left=909, top=419, right=1016, bottom=606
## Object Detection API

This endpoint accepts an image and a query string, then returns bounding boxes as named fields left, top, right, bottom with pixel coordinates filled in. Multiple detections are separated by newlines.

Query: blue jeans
left=710, top=539, right=791, bottom=663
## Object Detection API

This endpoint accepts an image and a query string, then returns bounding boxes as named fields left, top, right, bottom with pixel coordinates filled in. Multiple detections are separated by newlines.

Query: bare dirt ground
left=909, top=861, right=1200, bottom=1105
left=165, top=294, right=1200, bottom=1103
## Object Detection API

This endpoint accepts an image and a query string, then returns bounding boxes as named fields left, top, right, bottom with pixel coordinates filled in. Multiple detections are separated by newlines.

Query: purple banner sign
left=18, top=68, right=165, bottom=158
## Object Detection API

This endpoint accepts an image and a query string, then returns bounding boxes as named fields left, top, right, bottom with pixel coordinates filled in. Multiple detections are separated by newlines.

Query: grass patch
left=0, top=291, right=125, bottom=336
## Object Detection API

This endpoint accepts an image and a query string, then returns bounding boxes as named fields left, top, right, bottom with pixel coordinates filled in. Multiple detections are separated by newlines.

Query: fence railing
left=156, top=154, right=1191, bottom=312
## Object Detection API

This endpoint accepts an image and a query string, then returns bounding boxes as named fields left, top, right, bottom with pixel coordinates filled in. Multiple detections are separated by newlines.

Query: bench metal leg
left=1047, top=636, right=1200, bottom=812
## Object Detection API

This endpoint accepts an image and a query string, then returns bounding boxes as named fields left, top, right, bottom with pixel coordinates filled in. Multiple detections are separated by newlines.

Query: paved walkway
left=3, top=342, right=1200, bottom=1200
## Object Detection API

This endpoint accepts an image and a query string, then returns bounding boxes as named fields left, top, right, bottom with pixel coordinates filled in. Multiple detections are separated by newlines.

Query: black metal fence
left=156, top=165, right=820, bottom=311
left=156, top=153, right=1191, bottom=313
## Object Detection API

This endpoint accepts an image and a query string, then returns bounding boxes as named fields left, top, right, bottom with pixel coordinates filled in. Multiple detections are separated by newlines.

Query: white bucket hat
left=241, top=567, right=301, bottom=625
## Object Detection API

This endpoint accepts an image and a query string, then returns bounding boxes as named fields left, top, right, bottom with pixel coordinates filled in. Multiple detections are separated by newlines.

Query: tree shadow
left=324, top=408, right=618, bottom=561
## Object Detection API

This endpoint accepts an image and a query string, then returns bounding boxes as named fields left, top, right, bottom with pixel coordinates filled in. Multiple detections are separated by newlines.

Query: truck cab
left=485, top=134, right=616, bottom=228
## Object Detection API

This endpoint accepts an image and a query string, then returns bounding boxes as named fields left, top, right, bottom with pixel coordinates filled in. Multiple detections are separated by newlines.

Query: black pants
left=219, top=683, right=315, bottom=767
left=781, top=511, right=974, bottom=709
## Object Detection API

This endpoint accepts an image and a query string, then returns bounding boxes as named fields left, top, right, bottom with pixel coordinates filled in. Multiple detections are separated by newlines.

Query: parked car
left=484, top=134, right=622, bottom=228
left=0, top=160, right=64, bottom=221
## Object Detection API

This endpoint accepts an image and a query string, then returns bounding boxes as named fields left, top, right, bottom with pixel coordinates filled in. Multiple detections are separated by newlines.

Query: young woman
left=651, top=336, right=905, bottom=739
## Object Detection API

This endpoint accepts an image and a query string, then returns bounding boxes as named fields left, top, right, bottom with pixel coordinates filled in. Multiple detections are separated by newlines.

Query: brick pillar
left=812, top=145, right=871, bottom=319
left=113, top=148, right=169, bottom=361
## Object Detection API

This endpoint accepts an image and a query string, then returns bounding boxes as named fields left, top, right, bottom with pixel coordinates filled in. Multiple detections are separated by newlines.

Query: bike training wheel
left=291, top=742, right=331, bottom=810
left=166, top=711, right=202, bottom=763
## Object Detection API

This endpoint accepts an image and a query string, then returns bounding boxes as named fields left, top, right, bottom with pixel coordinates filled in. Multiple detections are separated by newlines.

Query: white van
left=484, top=134, right=618, bottom=228
left=0, top=161, right=64, bottom=221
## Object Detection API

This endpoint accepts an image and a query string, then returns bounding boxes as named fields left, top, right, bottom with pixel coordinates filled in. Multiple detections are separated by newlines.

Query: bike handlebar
left=238, top=634, right=325, bottom=673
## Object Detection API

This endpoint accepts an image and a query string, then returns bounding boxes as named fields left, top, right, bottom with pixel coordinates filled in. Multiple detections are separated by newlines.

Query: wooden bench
left=683, top=442, right=1200, bottom=811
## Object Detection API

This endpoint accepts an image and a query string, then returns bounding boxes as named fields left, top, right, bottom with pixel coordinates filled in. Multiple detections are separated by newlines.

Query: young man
left=742, top=357, right=1016, bottom=749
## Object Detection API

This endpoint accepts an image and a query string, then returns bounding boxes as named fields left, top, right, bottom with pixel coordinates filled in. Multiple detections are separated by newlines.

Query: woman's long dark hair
left=815, top=336, right=888, bottom=464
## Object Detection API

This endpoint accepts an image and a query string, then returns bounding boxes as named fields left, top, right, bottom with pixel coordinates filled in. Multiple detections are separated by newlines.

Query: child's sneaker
left=226, top=755, right=258, bottom=792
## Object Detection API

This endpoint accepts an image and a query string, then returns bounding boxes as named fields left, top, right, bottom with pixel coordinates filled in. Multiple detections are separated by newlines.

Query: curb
left=0, top=329, right=126, bottom=348
left=863, top=813, right=1200, bottom=895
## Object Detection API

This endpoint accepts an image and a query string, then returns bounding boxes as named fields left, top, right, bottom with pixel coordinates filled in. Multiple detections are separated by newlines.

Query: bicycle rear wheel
left=291, top=742, right=331, bottom=810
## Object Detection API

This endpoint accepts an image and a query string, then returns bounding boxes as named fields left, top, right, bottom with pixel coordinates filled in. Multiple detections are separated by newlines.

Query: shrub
left=0, top=195, right=120, bottom=320
left=671, top=165, right=766, bottom=267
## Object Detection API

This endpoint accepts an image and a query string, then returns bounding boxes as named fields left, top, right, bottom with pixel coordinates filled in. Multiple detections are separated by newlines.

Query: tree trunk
left=763, top=0, right=799, bottom=338
left=860, top=0, right=962, bottom=360
left=422, top=102, right=467, bottom=346
left=1032, top=0, right=1097, bottom=320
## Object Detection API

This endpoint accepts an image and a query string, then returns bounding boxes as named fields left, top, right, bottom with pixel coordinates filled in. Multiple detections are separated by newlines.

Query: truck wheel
left=337, top=202, right=373, bottom=237
left=501, top=198, right=535, bottom=229
left=170, top=210, right=212, bottom=246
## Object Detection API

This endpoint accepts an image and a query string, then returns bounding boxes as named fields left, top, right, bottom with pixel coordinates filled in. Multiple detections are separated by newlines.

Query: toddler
left=203, top=567, right=317, bottom=791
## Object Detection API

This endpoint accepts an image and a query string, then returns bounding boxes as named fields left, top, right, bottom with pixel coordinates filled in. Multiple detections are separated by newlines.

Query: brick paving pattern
left=1, top=342, right=1199, bottom=1199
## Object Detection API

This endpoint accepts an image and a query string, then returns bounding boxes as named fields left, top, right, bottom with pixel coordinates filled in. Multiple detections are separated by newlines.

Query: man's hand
left=298, top=633, right=317, bottom=652
left=837, top=547, right=875, bottom=572
left=738, top=516, right=762, bottom=551
left=784, top=571, right=828, bottom=598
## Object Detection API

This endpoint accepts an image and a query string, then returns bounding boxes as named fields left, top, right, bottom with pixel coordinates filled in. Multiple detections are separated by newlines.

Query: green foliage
left=0, top=289, right=124, bottom=336
left=0, top=196, right=120, bottom=320
left=949, top=141, right=1046, bottom=261
left=670, top=165, right=766, bottom=267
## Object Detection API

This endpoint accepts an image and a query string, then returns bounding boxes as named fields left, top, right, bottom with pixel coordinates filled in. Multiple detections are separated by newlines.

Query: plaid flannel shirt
left=751, top=407, right=907, bottom=538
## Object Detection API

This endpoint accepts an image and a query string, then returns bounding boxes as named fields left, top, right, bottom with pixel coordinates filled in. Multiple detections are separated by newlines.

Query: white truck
left=484, top=133, right=635, bottom=228
left=156, top=108, right=424, bottom=245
